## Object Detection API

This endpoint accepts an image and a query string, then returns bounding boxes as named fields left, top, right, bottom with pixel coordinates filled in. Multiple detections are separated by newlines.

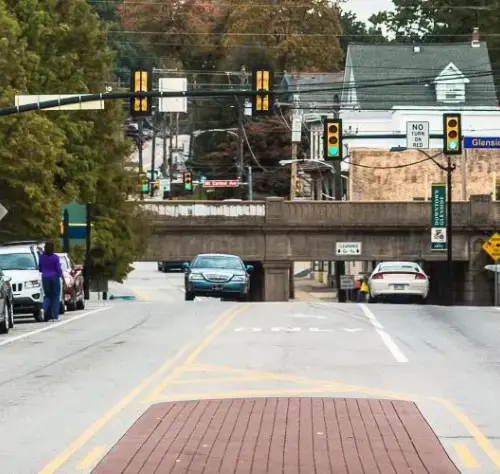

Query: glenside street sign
left=431, top=183, right=447, bottom=251
left=0, top=203, right=7, bottom=222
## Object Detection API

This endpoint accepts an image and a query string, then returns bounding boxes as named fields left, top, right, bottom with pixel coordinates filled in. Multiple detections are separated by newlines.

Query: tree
left=339, top=11, right=387, bottom=57
left=204, top=116, right=292, bottom=198
left=3, top=0, right=148, bottom=281
left=0, top=0, right=67, bottom=240
left=221, top=0, right=344, bottom=72
left=370, top=0, right=500, bottom=73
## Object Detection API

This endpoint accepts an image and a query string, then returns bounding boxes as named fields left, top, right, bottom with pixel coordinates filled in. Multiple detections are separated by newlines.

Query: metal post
left=248, top=165, right=253, bottom=200
left=495, top=267, right=499, bottom=306
left=169, top=112, right=173, bottom=194
left=150, top=127, right=156, bottom=197
left=290, top=145, right=298, bottom=200
left=237, top=66, right=246, bottom=180
left=332, top=97, right=346, bottom=303
left=446, top=156, right=453, bottom=306
left=162, top=113, right=167, bottom=176
left=138, top=119, right=144, bottom=201
left=62, top=209, right=70, bottom=253
left=83, top=202, right=92, bottom=300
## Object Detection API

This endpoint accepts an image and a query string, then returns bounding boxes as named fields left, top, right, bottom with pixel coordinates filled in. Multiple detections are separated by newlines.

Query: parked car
left=158, top=261, right=185, bottom=272
left=368, top=260, right=429, bottom=303
left=0, top=241, right=65, bottom=322
left=0, top=269, right=14, bottom=333
left=57, top=253, right=85, bottom=311
left=184, top=253, right=253, bottom=301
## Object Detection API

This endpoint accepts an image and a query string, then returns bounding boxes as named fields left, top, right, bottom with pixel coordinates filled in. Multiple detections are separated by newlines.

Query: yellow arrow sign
left=482, top=232, right=500, bottom=261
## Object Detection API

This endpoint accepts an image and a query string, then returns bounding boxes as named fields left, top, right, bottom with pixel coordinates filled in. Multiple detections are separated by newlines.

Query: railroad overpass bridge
left=140, top=195, right=498, bottom=304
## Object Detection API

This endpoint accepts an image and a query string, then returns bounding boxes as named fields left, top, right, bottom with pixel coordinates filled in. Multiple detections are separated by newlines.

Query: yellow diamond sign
left=482, top=232, right=500, bottom=261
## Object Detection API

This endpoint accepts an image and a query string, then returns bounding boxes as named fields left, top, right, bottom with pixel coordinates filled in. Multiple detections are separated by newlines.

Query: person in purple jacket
left=38, top=241, right=64, bottom=321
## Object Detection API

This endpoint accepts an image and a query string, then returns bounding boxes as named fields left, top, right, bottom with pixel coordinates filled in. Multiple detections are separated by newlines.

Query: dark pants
left=42, top=276, right=61, bottom=320
left=357, top=290, right=367, bottom=303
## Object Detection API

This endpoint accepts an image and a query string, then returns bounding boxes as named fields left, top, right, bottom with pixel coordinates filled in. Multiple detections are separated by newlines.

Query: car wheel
left=0, top=304, right=8, bottom=334
left=76, top=297, right=85, bottom=310
left=59, top=300, right=65, bottom=315
left=8, top=301, right=14, bottom=329
left=34, top=308, right=45, bottom=322
left=67, top=290, right=77, bottom=311
left=185, top=292, right=195, bottom=301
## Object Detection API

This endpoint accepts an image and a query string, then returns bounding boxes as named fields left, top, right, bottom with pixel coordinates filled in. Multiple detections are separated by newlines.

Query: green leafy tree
left=339, top=11, right=387, bottom=58
left=3, top=0, right=149, bottom=281
left=0, top=0, right=67, bottom=240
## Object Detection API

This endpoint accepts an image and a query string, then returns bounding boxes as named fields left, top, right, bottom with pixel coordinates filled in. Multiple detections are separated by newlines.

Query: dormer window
left=433, top=62, right=470, bottom=104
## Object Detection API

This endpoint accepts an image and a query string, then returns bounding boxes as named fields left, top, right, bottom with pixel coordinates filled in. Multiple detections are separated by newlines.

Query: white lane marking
left=290, top=314, right=327, bottom=319
left=343, top=328, right=363, bottom=333
left=358, top=303, right=408, bottom=363
left=0, top=307, right=111, bottom=347
left=233, top=327, right=363, bottom=333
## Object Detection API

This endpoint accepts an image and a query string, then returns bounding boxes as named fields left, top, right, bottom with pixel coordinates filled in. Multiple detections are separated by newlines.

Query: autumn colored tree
left=221, top=0, right=344, bottom=72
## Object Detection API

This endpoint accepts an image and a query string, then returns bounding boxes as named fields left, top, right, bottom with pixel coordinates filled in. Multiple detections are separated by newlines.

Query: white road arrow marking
left=290, top=314, right=327, bottom=319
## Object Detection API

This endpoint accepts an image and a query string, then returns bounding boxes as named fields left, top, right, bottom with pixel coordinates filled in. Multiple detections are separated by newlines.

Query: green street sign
left=431, top=183, right=447, bottom=251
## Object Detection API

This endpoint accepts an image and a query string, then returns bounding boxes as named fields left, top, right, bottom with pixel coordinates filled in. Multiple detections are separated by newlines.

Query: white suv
left=0, top=241, right=65, bottom=322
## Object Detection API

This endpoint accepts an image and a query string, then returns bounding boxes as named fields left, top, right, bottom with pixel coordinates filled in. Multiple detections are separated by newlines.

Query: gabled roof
left=280, top=72, right=344, bottom=112
left=433, top=62, right=470, bottom=83
left=345, top=42, right=497, bottom=109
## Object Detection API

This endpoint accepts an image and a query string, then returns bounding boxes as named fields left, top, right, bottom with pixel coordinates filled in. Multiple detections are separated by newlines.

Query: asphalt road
left=1, top=262, right=500, bottom=473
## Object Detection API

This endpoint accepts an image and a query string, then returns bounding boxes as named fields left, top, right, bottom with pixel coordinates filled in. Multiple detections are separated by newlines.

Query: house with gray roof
left=342, top=42, right=497, bottom=110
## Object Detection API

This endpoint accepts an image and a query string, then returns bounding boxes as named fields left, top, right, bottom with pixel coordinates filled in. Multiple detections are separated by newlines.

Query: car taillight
left=372, top=273, right=384, bottom=279
left=415, top=273, right=427, bottom=280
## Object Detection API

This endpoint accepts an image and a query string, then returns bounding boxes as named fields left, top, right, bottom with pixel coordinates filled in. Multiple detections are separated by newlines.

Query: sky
left=344, top=0, right=394, bottom=24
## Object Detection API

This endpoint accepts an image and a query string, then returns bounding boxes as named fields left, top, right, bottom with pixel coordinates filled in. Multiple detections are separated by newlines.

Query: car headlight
left=189, top=273, right=203, bottom=281
left=231, top=275, right=246, bottom=282
left=24, top=280, right=41, bottom=289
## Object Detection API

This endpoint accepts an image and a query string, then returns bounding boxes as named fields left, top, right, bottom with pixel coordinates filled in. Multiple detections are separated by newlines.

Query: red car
left=57, top=253, right=85, bottom=311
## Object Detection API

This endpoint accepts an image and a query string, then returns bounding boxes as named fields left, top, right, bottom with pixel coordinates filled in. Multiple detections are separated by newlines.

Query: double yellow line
left=38, top=303, right=249, bottom=474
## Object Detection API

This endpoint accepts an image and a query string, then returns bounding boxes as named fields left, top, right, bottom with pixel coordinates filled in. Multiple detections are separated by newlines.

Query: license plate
left=393, top=284, right=405, bottom=290
left=212, top=285, right=223, bottom=290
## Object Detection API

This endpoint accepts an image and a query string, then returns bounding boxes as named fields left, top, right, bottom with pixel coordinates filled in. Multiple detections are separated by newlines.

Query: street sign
left=484, top=264, right=500, bottom=273
left=202, top=180, right=239, bottom=188
left=482, top=232, right=500, bottom=261
left=336, top=242, right=361, bottom=256
left=0, top=203, right=7, bottom=222
left=464, top=137, right=500, bottom=149
left=406, top=121, right=429, bottom=149
left=431, top=183, right=447, bottom=251
left=340, top=275, right=355, bottom=290
left=159, top=77, right=187, bottom=113
left=15, top=94, right=105, bottom=110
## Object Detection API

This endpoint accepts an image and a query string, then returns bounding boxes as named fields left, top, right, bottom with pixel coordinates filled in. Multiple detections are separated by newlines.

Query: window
left=0, top=252, right=37, bottom=271
left=59, top=257, right=70, bottom=270
left=191, top=256, right=244, bottom=270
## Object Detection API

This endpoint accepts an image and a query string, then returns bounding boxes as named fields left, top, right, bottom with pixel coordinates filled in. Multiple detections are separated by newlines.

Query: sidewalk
left=294, top=278, right=337, bottom=302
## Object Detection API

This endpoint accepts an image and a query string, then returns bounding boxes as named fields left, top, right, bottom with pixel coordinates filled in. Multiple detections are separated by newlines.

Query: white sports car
left=368, top=261, right=429, bottom=303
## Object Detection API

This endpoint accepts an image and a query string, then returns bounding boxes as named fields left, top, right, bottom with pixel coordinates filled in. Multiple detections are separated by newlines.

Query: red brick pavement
left=92, top=397, right=460, bottom=473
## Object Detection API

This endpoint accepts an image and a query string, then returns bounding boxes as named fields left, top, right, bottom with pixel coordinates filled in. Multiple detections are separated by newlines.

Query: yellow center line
left=76, top=447, right=106, bottom=470
left=37, top=305, right=243, bottom=474
left=453, top=443, right=480, bottom=468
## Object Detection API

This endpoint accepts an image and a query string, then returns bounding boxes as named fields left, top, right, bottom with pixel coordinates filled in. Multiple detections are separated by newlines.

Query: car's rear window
left=380, top=264, right=419, bottom=272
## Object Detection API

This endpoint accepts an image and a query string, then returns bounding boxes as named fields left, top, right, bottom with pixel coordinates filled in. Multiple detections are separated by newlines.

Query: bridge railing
left=140, top=200, right=266, bottom=218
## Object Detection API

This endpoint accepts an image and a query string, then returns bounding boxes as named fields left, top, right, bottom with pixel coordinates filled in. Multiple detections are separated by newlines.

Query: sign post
left=406, top=121, right=429, bottom=149
left=431, top=183, right=447, bottom=251
left=482, top=232, right=500, bottom=305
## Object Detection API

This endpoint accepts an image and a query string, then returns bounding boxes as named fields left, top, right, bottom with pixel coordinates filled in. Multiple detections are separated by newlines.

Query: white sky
left=343, top=0, right=394, bottom=24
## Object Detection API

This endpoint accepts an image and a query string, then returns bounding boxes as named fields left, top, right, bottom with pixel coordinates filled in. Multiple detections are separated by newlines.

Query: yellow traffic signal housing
left=443, top=113, right=462, bottom=155
left=323, top=118, right=343, bottom=160
left=59, top=221, right=63, bottom=237
left=295, top=177, right=302, bottom=195
left=184, top=172, right=192, bottom=191
left=130, top=69, right=152, bottom=117
left=252, top=65, right=274, bottom=116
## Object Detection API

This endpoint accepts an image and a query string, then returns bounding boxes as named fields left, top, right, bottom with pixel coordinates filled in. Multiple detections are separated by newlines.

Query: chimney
left=472, top=27, right=480, bottom=47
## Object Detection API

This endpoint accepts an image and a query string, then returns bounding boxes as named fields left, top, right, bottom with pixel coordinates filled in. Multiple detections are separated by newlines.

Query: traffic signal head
left=59, top=221, right=63, bottom=237
left=295, top=177, right=302, bottom=194
left=130, top=68, right=152, bottom=117
left=252, top=65, right=274, bottom=116
left=184, top=172, right=192, bottom=191
left=443, top=113, right=462, bottom=155
left=323, top=118, right=343, bottom=160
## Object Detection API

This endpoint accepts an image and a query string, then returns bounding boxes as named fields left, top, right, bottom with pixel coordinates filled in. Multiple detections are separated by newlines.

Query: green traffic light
left=185, top=184, right=192, bottom=191
left=328, top=145, right=338, bottom=156
left=448, top=140, right=458, bottom=150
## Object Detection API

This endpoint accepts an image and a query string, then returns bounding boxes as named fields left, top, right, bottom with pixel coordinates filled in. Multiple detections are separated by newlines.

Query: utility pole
left=290, top=94, right=302, bottom=200
left=162, top=114, right=167, bottom=177
left=138, top=119, right=144, bottom=201
left=168, top=112, right=173, bottom=194
left=237, top=66, right=246, bottom=181
left=446, top=156, right=455, bottom=306
left=248, top=165, right=253, bottom=200
left=150, top=123, right=156, bottom=198
left=332, top=94, right=346, bottom=302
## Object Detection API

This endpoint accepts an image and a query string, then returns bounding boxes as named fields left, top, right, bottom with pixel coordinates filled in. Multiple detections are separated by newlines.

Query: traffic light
left=443, top=113, right=462, bottom=155
left=138, top=172, right=148, bottom=193
left=252, top=65, right=273, bottom=116
left=184, top=172, right=192, bottom=191
left=295, top=177, right=302, bottom=195
left=130, top=68, right=152, bottom=117
left=59, top=220, right=63, bottom=237
left=323, top=118, right=343, bottom=160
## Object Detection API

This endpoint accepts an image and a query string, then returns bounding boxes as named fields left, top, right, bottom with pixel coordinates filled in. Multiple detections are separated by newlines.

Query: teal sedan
left=184, top=253, right=253, bottom=301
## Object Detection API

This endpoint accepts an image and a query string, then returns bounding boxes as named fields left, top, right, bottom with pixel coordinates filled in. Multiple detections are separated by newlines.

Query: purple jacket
left=39, top=253, right=62, bottom=279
